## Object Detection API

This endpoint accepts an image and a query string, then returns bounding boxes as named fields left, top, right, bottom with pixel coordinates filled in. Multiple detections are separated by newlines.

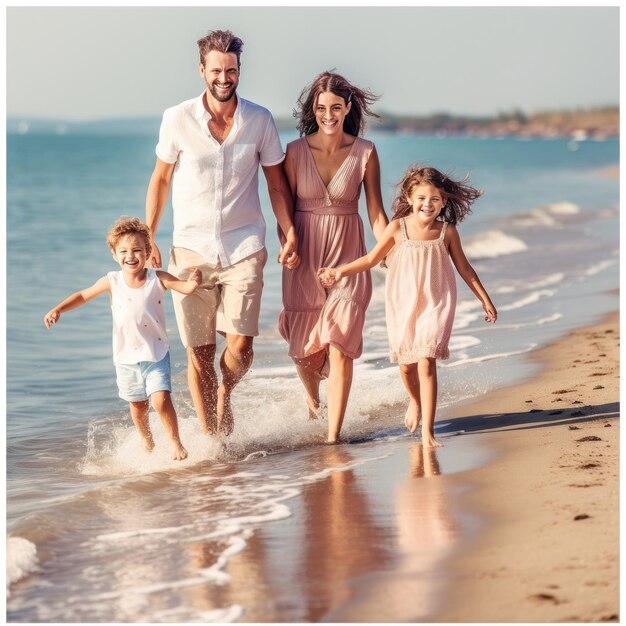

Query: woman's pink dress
left=386, top=218, right=457, bottom=364
left=279, top=136, right=374, bottom=360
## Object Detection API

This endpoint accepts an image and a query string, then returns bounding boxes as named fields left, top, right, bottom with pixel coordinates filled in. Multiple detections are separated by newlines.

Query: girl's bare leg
left=326, top=346, right=353, bottom=443
left=398, top=363, right=421, bottom=433
left=129, top=400, right=155, bottom=452
left=417, top=358, right=443, bottom=448
left=151, top=391, right=188, bottom=460
left=293, top=350, right=327, bottom=420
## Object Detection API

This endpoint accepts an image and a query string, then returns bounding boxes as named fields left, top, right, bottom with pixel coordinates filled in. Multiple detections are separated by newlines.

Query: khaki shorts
left=168, top=247, right=268, bottom=348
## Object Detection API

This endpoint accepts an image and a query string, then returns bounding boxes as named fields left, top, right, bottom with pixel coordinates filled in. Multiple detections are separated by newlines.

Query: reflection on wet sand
left=298, top=445, right=391, bottom=621
left=326, top=443, right=461, bottom=622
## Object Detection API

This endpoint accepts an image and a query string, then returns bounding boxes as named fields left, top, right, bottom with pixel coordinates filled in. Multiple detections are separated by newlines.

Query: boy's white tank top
left=108, top=269, right=169, bottom=364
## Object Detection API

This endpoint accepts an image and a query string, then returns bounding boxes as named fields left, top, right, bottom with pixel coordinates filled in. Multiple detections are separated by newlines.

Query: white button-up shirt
left=156, top=94, right=285, bottom=267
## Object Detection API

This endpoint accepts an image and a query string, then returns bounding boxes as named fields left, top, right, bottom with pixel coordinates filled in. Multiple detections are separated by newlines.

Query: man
left=146, top=29, right=298, bottom=436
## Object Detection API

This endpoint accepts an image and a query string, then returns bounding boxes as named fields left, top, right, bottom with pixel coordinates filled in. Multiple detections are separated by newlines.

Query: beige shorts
left=168, top=247, right=268, bottom=348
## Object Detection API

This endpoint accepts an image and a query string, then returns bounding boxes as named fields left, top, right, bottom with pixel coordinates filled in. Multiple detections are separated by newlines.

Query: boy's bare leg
left=151, top=391, right=188, bottom=460
left=129, top=400, right=155, bottom=452
left=326, top=346, right=353, bottom=444
left=399, top=363, right=421, bottom=433
left=417, top=358, right=443, bottom=448
left=188, top=344, right=218, bottom=434
left=218, top=334, right=254, bottom=436
left=294, top=350, right=327, bottom=420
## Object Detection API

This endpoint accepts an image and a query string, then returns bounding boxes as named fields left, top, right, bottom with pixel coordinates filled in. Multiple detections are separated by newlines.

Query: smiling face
left=314, top=91, right=351, bottom=135
left=112, top=234, right=149, bottom=277
left=200, top=50, right=239, bottom=103
left=408, top=183, right=447, bottom=224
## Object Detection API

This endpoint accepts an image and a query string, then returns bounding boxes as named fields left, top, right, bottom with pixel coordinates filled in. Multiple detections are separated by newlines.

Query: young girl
left=319, top=165, right=497, bottom=447
left=44, top=217, right=202, bottom=461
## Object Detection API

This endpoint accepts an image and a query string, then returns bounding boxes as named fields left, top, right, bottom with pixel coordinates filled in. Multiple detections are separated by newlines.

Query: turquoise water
left=6, top=130, right=619, bottom=620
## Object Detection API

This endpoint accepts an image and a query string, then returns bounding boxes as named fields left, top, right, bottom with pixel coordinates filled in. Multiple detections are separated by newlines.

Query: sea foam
left=463, top=230, right=527, bottom=260
left=6, top=536, right=38, bottom=594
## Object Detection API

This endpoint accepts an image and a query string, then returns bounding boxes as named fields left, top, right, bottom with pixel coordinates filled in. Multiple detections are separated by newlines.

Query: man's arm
left=262, top=163, right=299, bottom=269
left=146, top=158, right=175, bottom=268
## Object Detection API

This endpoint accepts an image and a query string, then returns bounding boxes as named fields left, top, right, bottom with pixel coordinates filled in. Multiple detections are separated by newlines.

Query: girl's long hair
left=294, top=71, right=379, bottom=137
left=391, top=165, right=483, bottom=224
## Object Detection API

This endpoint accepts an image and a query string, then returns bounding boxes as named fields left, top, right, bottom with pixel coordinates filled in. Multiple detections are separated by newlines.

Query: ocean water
left=6, top=130, right=619, bottom=621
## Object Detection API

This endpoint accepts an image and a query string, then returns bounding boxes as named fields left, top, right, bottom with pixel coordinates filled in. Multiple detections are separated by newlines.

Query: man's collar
left=194, top=92, right=243, bottom=121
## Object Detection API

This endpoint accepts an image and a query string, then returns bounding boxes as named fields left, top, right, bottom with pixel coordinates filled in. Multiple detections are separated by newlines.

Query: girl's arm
left=319, top=221, right=399, bottom=287
left=362, top=145, right=389, bottom=241
left=447, top=225, right=497, bottom=323
left=44, top=276, right=110, bottom=329
left=157, top=268, right=202, bottom=295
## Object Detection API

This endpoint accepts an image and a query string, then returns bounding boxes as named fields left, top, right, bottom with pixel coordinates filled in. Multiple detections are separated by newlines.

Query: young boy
left=44, top=217, right=201, bottom=460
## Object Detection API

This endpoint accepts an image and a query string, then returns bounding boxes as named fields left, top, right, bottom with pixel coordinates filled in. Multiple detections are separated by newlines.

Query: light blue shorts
left=115, top=352, right=172, bottom=402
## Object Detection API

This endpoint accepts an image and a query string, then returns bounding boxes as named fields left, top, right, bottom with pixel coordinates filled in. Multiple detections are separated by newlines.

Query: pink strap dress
left=279, top=136, right=374, bottom=360
left=386, top=218, right=457, bottom=364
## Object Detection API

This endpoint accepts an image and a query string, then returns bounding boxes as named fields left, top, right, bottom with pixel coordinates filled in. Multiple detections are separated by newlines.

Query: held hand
left=483, top=302, right=497, bottom=323
left=149, top=241, right=162, bottom=268
left=44, top=309, right=60, bottom=329
left=318, top=267, right=340, bottom=288
left=187, top=267, right=202, bottom=290
left=278, top=230, right=300, bottom=270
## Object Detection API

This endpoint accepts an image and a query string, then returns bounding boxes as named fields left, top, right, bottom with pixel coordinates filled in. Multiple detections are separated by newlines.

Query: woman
left=279, top=71, right=388, bottom=443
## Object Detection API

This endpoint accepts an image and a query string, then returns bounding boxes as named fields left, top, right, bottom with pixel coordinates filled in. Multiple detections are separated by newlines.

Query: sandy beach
left=433, top=310, right=619, bottom=622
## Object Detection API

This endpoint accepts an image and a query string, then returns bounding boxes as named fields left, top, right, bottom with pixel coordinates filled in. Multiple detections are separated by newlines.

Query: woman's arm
left=362, top=145, right=389, bottom=241
left=447, top=225, right=497, bottom=322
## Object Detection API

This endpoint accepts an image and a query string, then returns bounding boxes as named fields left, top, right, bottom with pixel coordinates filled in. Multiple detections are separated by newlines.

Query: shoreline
left=432, top=310, right=619, bottom=622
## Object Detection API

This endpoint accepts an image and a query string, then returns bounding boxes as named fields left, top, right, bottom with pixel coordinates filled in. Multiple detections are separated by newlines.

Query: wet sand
left=434, top=311, right=619, bottom=622
left=197, top=312, right=618, bottom=623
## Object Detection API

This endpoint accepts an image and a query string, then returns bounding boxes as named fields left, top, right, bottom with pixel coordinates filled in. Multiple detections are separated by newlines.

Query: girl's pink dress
left=279, top=136, right=374, bottom=360
left=386, top=218, right=457, bottom=364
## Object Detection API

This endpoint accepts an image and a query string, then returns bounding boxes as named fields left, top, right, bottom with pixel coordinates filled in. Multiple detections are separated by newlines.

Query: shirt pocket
left=232, top=143, right=257, bottom=170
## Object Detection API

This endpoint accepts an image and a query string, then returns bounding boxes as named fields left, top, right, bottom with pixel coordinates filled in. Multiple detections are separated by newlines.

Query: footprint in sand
left=576, top=435, right=602, bottom=442
left=529, top=593, right=560, bottom=605
left=573, top=514, right=591, bottom=520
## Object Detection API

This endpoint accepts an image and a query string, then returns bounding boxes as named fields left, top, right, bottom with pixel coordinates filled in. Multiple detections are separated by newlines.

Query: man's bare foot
left=422, top=429, right=443, bottom=448
left=141, top=433, right=155, bottom=453
left=172, top=441, right=188, bottom=461
left=199, top=415, right=218, bottom=436
left=404, top=400, right=421, bottom=433
left=217, top=385, right=234, bottom=436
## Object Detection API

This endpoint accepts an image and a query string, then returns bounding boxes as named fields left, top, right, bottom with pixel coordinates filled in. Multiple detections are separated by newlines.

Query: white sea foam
left=512, top=202, right=580, bottom=227
left=6, top=536, right=38, bottom=593
left=463, top=230, right=527, bottom=260
left=499, top=289, right=555, bottom=312
left=443, top=344, right=538, bottom=368
left=583, top=259, right=618, bottom=276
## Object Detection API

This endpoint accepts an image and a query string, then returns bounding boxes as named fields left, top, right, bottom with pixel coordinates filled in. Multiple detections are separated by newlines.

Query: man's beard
left=208, top=81, right=237, bottom=103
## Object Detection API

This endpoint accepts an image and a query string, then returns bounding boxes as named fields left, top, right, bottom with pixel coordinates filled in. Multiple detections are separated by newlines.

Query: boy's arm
left=447, top=225, right=497, bottom=323
left=157, top=268, right=201, bottom=295
left=319, top=222, right=398, bottom=286
left=44, top=276, right=110, bottom=329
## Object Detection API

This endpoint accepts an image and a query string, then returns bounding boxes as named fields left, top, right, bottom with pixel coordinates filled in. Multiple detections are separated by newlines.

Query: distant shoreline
left=7, top=106, right=619, bottom=140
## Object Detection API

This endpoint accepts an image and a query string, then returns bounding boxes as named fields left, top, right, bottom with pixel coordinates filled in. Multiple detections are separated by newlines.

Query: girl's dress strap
left=440, top=221, right=448, bottom=240
left=400, top=218, right=409, bottom=241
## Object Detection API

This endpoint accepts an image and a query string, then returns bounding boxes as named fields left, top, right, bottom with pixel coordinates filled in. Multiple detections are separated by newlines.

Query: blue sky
left=5, top=5, right=620, bottom=121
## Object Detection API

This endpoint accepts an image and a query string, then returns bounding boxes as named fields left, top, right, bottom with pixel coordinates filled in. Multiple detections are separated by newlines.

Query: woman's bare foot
left=217, top=385, right=234, bottom=436
left=307, top=396, right=322, bottom=420
left=171, top=441, right=188, bottom=461
left=422, top=428, right=443, bottom=448
left=404, top=400, right=421, bottom=433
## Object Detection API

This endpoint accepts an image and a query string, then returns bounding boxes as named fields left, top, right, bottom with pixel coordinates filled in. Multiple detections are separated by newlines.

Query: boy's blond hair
left=106, top=217, right=152, bottom=256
